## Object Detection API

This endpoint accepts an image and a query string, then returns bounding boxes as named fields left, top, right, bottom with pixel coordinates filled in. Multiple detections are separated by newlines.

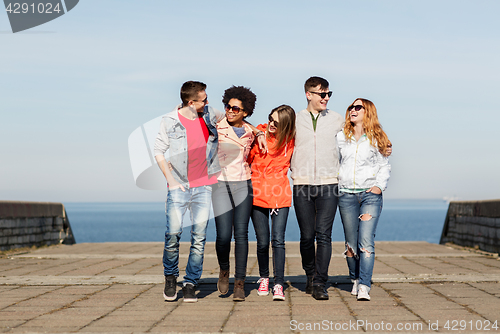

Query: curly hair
left=343, top=98, right=392, bottom=155
left=222, top=86, right=256, bottom=117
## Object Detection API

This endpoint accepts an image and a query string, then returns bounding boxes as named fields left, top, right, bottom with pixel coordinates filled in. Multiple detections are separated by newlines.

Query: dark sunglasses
left=349, top=105, right=363, bottom=111
left=225, top=104, right=243, bottom=114
left=310, top=91, right=333, bottom=99
left=268, top=115, right=279, bottom=126
left=194, top=97, right=208, bottom=104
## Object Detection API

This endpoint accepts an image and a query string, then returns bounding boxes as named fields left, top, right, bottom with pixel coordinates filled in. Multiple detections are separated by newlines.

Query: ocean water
left=64, top=199, right=448, bottom=244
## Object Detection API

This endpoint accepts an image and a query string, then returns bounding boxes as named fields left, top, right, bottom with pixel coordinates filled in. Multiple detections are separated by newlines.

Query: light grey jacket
left=290, top=108, right=343, bottom=185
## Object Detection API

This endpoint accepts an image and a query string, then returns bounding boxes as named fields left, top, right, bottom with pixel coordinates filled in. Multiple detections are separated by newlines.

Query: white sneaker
left=357, top=284, right=371, bottom=301
left=351, top=279, right=359, bottom=296
left=257, top=277, right=269, bottom=296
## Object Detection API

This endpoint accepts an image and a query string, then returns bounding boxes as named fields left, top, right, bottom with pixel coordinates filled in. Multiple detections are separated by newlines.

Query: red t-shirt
left=178, top=113, right=218, bottom=187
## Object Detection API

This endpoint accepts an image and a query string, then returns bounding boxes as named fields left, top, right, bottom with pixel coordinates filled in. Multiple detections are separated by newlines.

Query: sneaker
left=257, top=277, right=269, bottom=296
left=357, top=284, right=371, bottom=301
left=182, top=283, right=197, bottom=303
left=163, top=275, right=177, bottom=301
left=273, top=284, right=285, bottom=301
left=351, top=279, right=359, bottom=296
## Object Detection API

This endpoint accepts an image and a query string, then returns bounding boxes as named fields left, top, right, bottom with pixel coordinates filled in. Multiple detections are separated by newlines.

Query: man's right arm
left=155, top=155, right=184, bottom=191
left=153, top=119, right=185, bottom=191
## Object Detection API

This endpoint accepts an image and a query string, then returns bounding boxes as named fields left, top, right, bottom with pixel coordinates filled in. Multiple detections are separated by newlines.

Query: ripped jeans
left=163, top=185, right=212, bottom=286
left=338, top=191, right=383, bottom=288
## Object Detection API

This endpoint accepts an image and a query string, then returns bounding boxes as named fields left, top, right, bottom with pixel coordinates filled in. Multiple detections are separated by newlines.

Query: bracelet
left=255, top=131, right=264, bottom=137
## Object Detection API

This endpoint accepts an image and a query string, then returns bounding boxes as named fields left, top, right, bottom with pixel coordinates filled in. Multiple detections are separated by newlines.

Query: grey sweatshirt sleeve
left=336, top=131, right=344, bottom=163
left=153, top=118, right=169, bottom=157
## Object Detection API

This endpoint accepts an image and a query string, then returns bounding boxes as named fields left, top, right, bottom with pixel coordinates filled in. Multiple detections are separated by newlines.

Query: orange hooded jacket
left=247, top=124, right=295, bottom=209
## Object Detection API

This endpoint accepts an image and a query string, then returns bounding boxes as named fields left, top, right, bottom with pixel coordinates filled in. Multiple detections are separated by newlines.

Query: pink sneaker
left=273, top=284, right=285, bottom=301
left=257, top=277, right=269, bottom=296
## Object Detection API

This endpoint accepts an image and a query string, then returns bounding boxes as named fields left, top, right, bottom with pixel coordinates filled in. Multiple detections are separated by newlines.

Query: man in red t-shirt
left=154, top=81, right=223, bottom=303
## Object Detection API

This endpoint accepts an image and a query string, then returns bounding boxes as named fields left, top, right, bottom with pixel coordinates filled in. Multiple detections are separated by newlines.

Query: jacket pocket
left=167, top=132, right=185, bottom=140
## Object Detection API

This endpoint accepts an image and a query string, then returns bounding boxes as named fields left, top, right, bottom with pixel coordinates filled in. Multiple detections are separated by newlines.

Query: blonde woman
left=337, top=98, right=391, bottom=301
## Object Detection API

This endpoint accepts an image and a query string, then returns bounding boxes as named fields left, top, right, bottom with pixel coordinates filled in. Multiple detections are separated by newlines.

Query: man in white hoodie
left=290, top=76, right=343, bottom=300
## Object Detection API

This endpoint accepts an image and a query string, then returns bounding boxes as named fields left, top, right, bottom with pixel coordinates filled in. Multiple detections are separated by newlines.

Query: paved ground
left=0, top=241, right=499, bottom=333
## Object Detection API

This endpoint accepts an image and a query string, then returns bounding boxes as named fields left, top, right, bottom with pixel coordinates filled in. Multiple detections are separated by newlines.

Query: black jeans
left=251, top=206, right=289, bottom=285
left=293, top=184, right=338, bottom=286
left=213, top=180, right=253, bottom=281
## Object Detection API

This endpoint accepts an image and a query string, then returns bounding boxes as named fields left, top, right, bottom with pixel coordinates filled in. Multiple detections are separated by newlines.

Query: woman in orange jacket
left=247, top=105, right=296, bottom=301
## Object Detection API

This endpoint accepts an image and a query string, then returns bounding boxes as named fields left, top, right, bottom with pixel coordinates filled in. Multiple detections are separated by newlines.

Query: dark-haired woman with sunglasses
left=247, top=105, right=296, bottom=301
left=337, top=98, right=391, bottom=301
left=213, top=85, right=263, bottom=301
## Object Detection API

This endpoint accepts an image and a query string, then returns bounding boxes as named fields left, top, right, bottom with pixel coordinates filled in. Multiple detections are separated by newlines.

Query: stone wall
left=0, top=201, right=75, bottom=251
left=440, top=199, right=500, bottom=254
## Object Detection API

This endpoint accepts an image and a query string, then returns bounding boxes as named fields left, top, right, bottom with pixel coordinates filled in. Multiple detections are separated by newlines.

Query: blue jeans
left=163, top=185, right=212, bottom=286
left=293, top=184, right=339, bottom=286
left=251, top=206, right=289, bottom=286
left=213, top=180, right=253, bottom=281
left=338, top=191, right=383, bottom=288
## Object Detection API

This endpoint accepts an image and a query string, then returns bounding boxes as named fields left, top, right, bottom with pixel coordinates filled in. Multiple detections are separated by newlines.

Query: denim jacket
left=154, top=105, right=225, bottom=189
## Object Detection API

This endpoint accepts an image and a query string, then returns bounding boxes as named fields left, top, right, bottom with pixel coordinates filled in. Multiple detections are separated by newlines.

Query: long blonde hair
left=343, top=98, right=391, bottom=155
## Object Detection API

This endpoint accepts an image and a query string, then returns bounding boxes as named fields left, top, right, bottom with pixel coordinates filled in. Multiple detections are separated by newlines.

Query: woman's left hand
left=366, top=186, right=382, bottom=194
left=256, top=134, right=268, bottom=153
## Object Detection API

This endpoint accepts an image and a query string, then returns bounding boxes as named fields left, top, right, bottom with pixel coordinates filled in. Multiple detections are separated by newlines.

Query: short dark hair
left=180, top=81, right=207, bottom=106
left=222, top=86, right=257, bottom=117
left=304, top=76, right=329, bottom=92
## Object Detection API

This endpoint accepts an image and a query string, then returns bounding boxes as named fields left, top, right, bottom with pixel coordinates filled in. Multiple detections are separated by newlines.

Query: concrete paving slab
left=0, top=241, right=499, bottom=333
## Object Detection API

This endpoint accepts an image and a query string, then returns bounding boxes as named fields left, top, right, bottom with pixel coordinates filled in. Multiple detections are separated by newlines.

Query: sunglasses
left=194, top=97, right=208, bottom=104
left=268, top=115, right=279, bottom=126
left=349, top=105, right=364, bottom=111
left=225, top=104, right=244, bottom=114
left=309, top=91, right=333, bottom=99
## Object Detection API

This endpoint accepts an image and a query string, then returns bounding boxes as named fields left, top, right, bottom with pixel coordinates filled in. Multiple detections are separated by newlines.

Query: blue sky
left=1, top=1, right=499, bottom=202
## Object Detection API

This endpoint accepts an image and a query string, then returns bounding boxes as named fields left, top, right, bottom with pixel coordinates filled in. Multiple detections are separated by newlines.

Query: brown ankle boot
left=217, top=269, right=229, bottom=295
left=233, top=279, right=245, bottom=301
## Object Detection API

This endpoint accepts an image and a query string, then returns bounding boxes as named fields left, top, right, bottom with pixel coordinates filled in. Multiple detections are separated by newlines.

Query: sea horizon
left=64, top=199, right=449, bottom=245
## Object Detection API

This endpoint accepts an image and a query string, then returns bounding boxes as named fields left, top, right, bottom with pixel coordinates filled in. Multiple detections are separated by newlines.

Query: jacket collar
left=165, top=104, right=182, bottom=121
left=218, top=117, right=252, bottom=131
left=166, top=104, right=208, bottom=122
left=218, top=118, right=253, bottom=145
left=302, top=108, right=329, bottom=117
